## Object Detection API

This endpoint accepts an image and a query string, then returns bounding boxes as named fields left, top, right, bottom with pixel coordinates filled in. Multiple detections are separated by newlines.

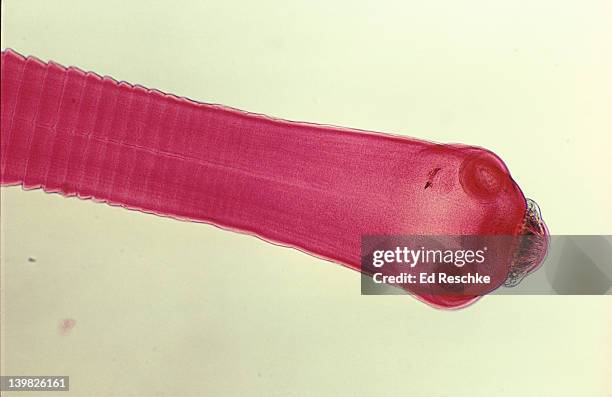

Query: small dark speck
left=28, top=257, right=37, bottom=263
left=425, top=167, right=442, bottom=189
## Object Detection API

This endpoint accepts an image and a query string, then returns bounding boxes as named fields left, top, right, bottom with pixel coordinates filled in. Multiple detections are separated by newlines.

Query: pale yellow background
left=1, top=1, right=611, bottom=396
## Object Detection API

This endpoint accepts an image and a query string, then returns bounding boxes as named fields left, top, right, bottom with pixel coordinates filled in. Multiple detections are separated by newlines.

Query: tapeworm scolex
left=0, top=50, right=549, bottom=309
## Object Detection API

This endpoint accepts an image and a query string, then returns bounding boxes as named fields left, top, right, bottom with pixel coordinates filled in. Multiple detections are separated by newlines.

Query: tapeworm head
left=457, top=148, right=550, bottom=287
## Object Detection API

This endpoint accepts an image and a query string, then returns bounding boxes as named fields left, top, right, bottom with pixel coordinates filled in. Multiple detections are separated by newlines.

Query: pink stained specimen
left=0, top=50, right=549, bottom=309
